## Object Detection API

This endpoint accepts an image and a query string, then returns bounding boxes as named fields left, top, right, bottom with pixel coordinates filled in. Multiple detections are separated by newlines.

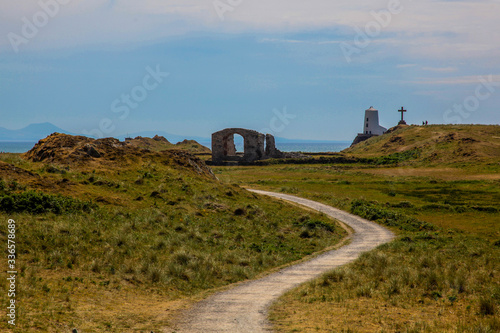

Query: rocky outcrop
left=23, top=133, right=216, bottom=179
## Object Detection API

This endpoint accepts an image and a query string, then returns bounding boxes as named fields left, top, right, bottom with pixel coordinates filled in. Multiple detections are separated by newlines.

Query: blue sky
left=1, top=0, right=499, bottom=141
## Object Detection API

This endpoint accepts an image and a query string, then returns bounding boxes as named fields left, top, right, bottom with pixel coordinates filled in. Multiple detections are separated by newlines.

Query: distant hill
left=0, top=123, right=210, bottom=145
left=122, top=131, right=348, bottom=145
left=118, top=131, right=210, bottom=146
left=124, top=136, right=211, bottom=154
left=0, top=123, right=73, bottom=141
left=343, top=124, right=500, bottom=165
left=1, top=122, right=350, bottom=147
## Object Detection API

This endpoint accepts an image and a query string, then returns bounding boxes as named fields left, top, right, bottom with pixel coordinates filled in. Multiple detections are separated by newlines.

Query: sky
left=0, top=0, right=499, bottom=141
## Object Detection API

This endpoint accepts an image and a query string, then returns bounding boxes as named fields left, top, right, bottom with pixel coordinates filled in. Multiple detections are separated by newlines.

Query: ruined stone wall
left=265, top=134, right=284, bottom=158
left=212, top=128, right=284, bottom=165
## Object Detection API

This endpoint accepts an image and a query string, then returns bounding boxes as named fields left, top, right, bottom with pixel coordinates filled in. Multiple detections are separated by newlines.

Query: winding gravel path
left=174, top=190, right=394, bottom=332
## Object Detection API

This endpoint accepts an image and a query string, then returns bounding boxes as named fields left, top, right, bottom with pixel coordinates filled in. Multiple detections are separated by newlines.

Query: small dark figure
left=425, top=120, right=428, bottom=125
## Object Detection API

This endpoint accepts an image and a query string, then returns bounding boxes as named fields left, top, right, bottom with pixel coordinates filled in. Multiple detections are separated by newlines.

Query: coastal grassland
left=213, top=162, right=500, bottom=332
left=215, top=164, right=499, bottom=240
left=270, top=231, right=499, bottom=332
left=0, top=153, right=346, bottom=332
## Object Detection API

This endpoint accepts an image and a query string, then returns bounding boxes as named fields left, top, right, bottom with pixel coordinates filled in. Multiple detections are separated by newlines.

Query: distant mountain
left=0, top=123, right=73, bottom=141
left=119, top=131, right=349, bottom=145
left=0, top=122, right=350, bottom=145
left=117, top=130, right=211, bottom=145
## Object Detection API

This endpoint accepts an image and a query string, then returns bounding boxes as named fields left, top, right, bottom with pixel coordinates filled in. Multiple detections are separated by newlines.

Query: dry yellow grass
left=26, top=285, right=188, bottom=332
left=271, top=296, right=497, bottom=332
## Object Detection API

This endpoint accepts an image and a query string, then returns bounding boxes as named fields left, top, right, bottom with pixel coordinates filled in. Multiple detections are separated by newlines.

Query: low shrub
left=478, top=297, right=496, bottom=316
left=351, top=199, right=436, bottom=232
left=0, top=191, right=96, bottom=214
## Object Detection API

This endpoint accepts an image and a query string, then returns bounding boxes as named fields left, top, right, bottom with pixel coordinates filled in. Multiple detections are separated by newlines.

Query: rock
left=152, top=135, right=170, bottom=143
left=83, top=144, right=101, bottom=158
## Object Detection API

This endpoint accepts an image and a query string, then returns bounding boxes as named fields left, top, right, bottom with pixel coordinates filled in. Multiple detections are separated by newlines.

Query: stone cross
left=398, top=107, right=407, bottom=125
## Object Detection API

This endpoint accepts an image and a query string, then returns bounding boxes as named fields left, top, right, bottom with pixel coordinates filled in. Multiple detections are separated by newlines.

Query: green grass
left=215, top=164, right=500, bottom=241
left=1, top=126, right=498, bottom=331
left=212, top=161, right=500, bottom=332
left=271, top=231, right=500, bottom=332
left=254, top=149, right=422, bottom=166
left=344, top=124, right=500, bottom=168
left=0, top=190, right=96, bottom=214
left=0, top=152, right=346, bottom=332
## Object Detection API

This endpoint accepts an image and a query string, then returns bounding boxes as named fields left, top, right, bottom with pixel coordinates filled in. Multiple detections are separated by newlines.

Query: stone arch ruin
left=211, top=128, right=285, bottom=165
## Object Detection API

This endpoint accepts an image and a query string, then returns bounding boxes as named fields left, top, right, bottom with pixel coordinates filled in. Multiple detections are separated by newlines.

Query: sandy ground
left=172, top=190, right=394, bottom=332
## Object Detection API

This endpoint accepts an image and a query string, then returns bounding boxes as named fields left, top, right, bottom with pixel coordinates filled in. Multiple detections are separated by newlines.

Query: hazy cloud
left=1, top=0, right=498, bottom=59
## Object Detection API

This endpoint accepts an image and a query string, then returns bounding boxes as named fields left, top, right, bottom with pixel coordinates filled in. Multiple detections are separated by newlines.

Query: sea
left=0, top=141, right=38, bottom=153
left=0, top=141, right=352, bottom=154
left=231, top=142, right=351, bottom=153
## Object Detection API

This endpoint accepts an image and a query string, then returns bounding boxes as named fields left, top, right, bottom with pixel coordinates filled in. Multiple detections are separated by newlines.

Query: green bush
left=351, top=199, right=436, bottom=231
left=0, top=191, right=96, bottom=214
left=369, top=149, right=421, bottom=165
left=294, top=216, right=336, bottom=233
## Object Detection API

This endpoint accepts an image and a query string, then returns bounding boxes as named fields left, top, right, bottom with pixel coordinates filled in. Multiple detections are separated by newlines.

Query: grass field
left=213, top=158, right=499, bottom=332
left=215, top=164, right=499, bottom=240
left=0, top=138, right=346, bottom=332
left=1, top=126, right=498, bottom=332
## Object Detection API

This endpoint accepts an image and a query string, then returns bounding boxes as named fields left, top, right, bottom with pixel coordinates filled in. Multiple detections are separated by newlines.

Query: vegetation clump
left=351, top=199, right=436, bottom=231
left=0, top=190, right=96, bottom=214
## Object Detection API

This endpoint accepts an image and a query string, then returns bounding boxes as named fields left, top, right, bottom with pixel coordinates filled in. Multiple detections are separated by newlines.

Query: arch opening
left=221, top=133, right=245, bottom=158
left=233, top=134, right=244, bottom=154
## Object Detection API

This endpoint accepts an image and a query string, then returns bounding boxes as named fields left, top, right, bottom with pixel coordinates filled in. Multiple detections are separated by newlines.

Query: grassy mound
left=344, top=124, right=500, bottom=166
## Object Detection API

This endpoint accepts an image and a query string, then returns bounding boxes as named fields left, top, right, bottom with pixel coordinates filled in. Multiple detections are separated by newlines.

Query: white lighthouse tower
left=351, top=106, right=387, bottom=146
left=363, top=106, right=386, bottom=135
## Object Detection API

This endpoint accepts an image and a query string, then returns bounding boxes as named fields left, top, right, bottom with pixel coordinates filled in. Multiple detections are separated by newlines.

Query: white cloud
left=0, top=0, right=499, bottom=64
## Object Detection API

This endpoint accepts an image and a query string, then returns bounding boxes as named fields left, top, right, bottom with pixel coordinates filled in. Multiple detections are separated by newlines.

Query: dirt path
left=173, top=190, right=394, bottom=332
